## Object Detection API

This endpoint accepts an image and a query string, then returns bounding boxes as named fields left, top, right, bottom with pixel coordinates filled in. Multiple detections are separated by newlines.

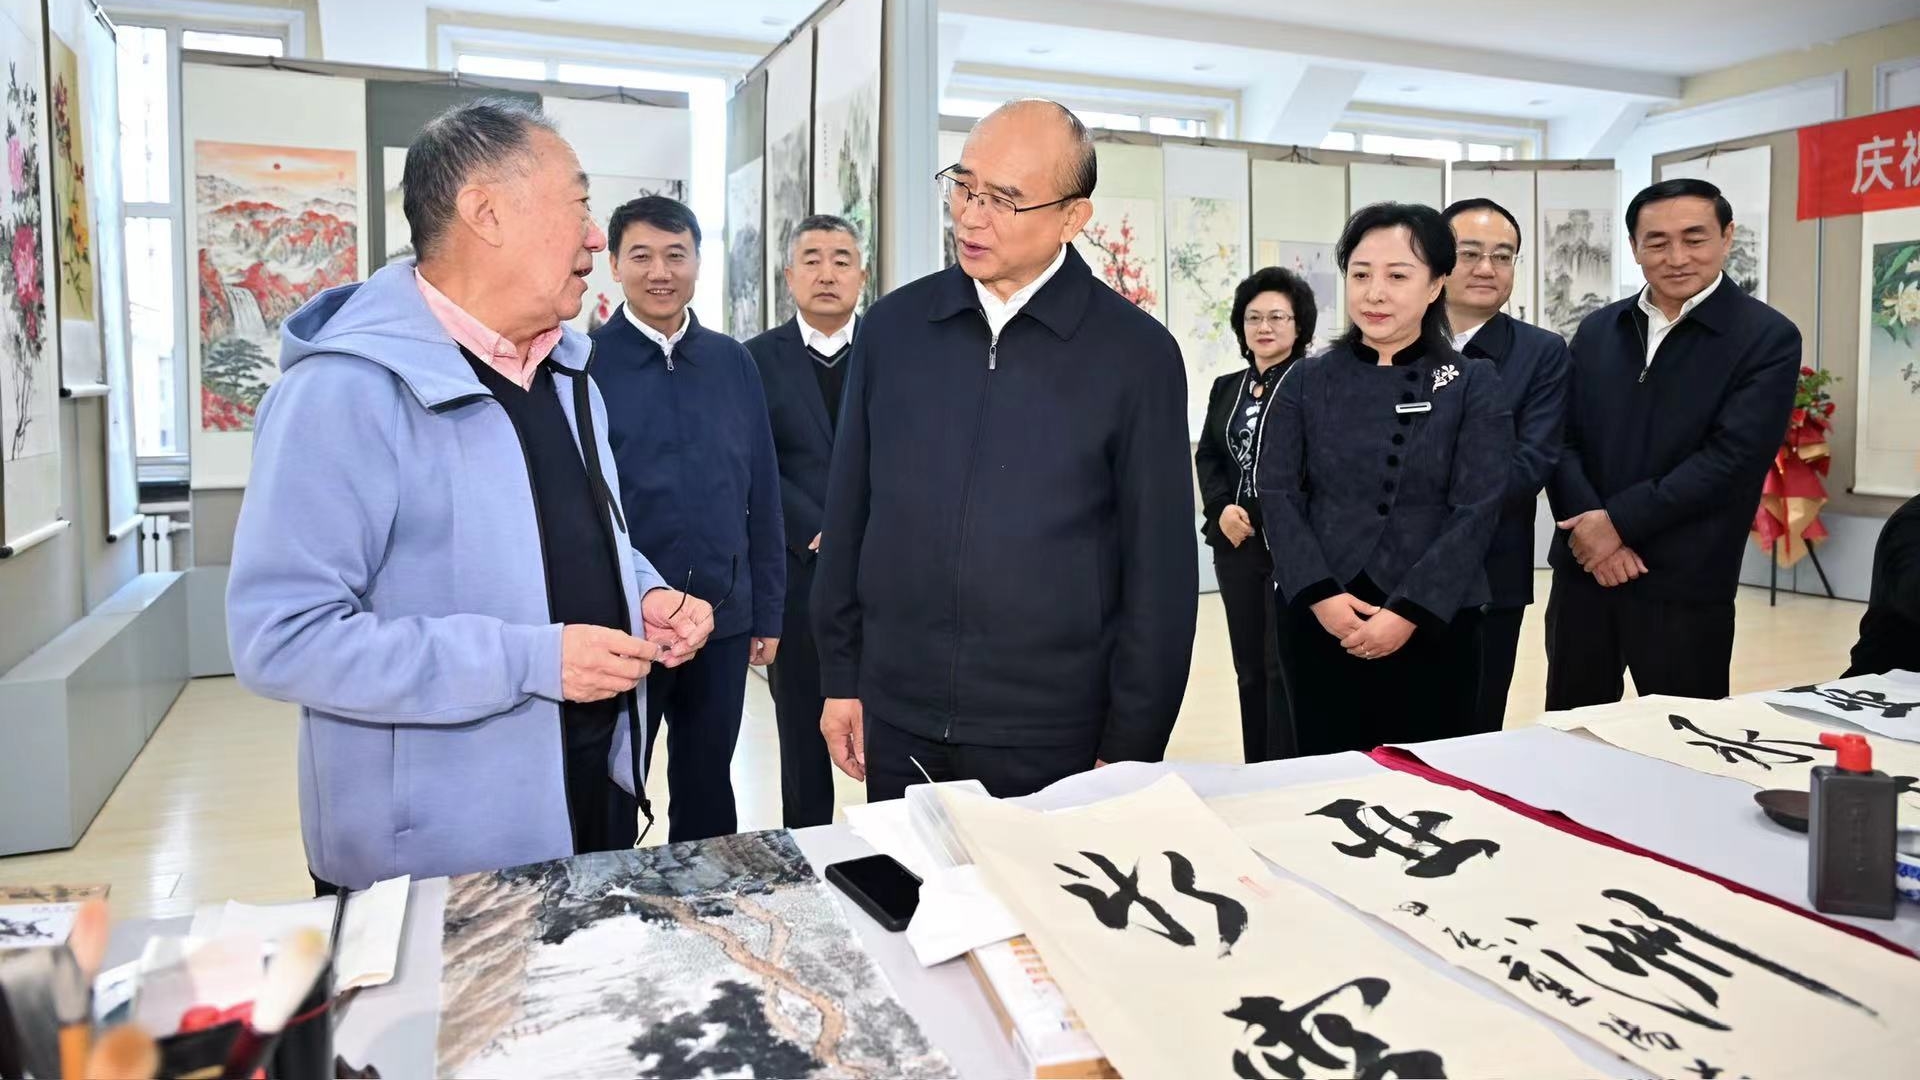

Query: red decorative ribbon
left=1751, top=407, right=1833, bottom=567
left=1366, top=745, right=1916, bottom=959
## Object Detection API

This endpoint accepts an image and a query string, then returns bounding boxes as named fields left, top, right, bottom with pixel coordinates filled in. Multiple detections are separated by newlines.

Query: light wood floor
left=0, top=574, right=1866, bottom=921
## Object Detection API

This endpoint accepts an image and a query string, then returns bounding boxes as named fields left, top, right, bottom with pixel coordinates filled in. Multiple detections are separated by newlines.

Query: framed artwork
left=812, top=0, right=881, bottom=308
left=1252, top=159, right=1346, bottom=351
left=763, top=35, right=813, bottom=327
left=1075, top=142, right=1164, bottom=318
left=1535, top=169, right=1620, bottom=340
left=1855, top=205, right=1920, bottom=497
left=1163, top=144, right=1250, bottom=439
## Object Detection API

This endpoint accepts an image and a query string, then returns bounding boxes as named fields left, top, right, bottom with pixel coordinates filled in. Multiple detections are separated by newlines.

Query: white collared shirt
left=625, top=304, right=690, bottom=361
left=1638, top=273, right=1724, bottom=369
left=1450, top=319, right=1489, bottom=354
left=976, top=244, right=1068, bottom=339
left=797, top=312, right=857, bottom=360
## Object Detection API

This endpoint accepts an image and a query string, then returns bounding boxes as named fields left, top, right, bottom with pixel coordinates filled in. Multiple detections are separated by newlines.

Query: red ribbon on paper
left=1797, top=106, right=1920, bottom=220
left=1367, top=745, right=1917, bottom=959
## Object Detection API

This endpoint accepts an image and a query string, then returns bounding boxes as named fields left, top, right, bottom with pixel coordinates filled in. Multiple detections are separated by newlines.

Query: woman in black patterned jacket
left=1256, top=202, right=1513, bottom=754
left=1195, top=267, right=1316, bottom=763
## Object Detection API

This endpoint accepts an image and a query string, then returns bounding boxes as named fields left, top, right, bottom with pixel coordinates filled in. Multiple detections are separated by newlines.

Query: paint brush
left=84, top=1025, right=158, bottom=1080
left=219, top=928, right=328, bottom=1079
left=55, top=898, right=110, bottom=1080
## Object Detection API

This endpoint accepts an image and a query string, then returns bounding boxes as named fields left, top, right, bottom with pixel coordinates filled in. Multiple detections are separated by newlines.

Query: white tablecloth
left=108, top=726, right=1920, bottom=1078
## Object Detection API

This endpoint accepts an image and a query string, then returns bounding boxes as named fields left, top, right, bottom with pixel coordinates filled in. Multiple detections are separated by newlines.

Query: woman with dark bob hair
left=1194, top=266, right=1316, bottom=762
left=1255, top=202, right=1512, bottom=753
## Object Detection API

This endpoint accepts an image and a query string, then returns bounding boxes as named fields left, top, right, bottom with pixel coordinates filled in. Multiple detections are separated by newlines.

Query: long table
left=111, top=725, right=1920, bottom=1078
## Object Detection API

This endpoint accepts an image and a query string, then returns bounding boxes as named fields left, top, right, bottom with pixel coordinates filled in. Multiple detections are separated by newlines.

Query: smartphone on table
left=824, top=854, right=922, bottom=932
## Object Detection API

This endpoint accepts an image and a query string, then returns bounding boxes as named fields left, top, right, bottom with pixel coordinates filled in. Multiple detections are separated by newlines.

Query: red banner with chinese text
left=1797, top=106, right=1920, bottom=220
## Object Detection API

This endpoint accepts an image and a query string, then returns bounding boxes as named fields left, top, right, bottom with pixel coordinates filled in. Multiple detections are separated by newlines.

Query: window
left=117, top=15, right=296, bottom=467
left=444, top=48, right=731, bottom=330
left=455, top=53, right=546, bottom=81
left=943, top=76, right=1225, bottom=139
left=1321, top=128, right=1524, bottom=162
left=1319, top=130, right=1359, bottom=152
left=179, top=30, right=284, bottom=57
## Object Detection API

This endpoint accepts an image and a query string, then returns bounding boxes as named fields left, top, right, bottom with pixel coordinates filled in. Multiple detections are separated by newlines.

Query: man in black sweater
left=746, top=214, right=867, bottom=827
left=813, top=99, right=1196, bottom=801
left=1845, top=494, right=1920, bottom=678
left=1546, top=178, right=1799, bottom=708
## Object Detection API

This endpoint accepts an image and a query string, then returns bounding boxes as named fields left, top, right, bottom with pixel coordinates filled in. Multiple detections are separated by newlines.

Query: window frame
left=108, top=6, right=297, bottom=474
left=438, top=25, right=755, bottom=334
left=1329, top=109, right=1540, bottom=162
left=943, top=71, right=1230, bottom=140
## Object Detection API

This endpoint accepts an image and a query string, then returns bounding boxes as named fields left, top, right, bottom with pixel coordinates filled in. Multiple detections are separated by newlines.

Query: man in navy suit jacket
left=745, top=215, right=865, bottom=827
left=1442, top=198, right=1570, bottom=731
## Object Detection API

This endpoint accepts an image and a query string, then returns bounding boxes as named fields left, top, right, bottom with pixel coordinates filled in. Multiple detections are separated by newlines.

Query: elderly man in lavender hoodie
left=227, top=100, right=715, bottom=893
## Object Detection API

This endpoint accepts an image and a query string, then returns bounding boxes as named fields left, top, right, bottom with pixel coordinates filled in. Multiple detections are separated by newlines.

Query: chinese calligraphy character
left=1056, top=850, right=1249, bottom=956
left=1854, top=136, right=1896, bottom=194
left=1542, top=888, right=1876, bottom=1032
left=1903, top=130, right=1920, bottom=189
left=1310, top=798, right=1501, bottom=878
left=1226, top=979, right=1447, bottom=1080
left=1786, top=685, right=1919, bottom=719
left=1667, top=714, right=1825, bottom=769
left=1600, top=1013, right=1681, bottom=1051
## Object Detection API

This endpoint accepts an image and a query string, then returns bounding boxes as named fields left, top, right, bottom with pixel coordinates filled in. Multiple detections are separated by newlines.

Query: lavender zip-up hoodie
left=227, top=262, right=666, bottom=890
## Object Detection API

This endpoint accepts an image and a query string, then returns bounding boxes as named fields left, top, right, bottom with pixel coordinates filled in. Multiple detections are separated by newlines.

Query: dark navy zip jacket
left=1548, top=279, right=1799, bottom=605
left=592, top=307, right=785, bottom=641
left=1460, top=312, right=1571, bottom=609
left=810, top=246, right=1198, bottom=761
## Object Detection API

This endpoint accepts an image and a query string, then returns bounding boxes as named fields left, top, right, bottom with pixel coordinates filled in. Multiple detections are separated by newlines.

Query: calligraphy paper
left=1766, top=672, right=1920, bottom=743
left=1543, top=695, right=1920, bottom=827
left=941, top=776, right=1593, bottom=1080
left=1215, top=771, right=1920, bottom=1079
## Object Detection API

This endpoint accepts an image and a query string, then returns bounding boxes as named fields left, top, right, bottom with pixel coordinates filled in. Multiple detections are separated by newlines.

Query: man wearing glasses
left=1440, top=198, right=1570, bottom=731
left=812, top=99, right=1197, bottom=802
left=592, top=196, right=786, bottom=842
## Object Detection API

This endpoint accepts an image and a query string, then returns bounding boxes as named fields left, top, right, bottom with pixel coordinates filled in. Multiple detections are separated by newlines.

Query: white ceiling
left=430, top=0, right=1915, bottom=129
left=1004, top=0, right=1920, bottom=77
left=441, top=0, right=819, bottom=42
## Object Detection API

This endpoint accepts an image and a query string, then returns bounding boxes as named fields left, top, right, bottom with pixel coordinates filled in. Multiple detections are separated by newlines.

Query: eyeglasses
left=1244, top=313, right=1295, bottom=328
left=665, top=554, right=738, bottom=623
left=938, top=166, right=1081, bottom=222
left=1457, top=248, right=1520, bottom=269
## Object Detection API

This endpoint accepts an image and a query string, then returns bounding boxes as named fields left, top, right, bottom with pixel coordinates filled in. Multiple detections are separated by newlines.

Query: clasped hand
left=1310, top=593, right=1414, bottom=660
left=1556, top=509, right=1649, bottom=588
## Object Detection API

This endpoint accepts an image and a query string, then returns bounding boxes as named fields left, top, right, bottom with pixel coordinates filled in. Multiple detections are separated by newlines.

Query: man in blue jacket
left=1546, top=178, right=1799, bottom=707
left=592, top=196, right=785, bottom=842
left=746, top=214, right=865, bottom=828
left=227, top=101, right=713, bottom=892
left=813, top=99, right=1197, bottom=801
left=1441, top=198, right=1569, bottom=730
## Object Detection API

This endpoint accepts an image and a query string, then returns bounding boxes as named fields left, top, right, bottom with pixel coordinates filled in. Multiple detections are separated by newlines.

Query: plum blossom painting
left=1854, top=206, right=1920, bottom=497
left=437, top=830, right=953, bottom=1080
left=194, top=141, right=358, bottom=434
left=0, top=0, right=63, bottom=552
left=1076, top=198, right=1160, bottom=312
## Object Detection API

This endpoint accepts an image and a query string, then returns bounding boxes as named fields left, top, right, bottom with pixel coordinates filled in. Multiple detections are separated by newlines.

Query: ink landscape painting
left=437, top=831, right=953, bottom=1080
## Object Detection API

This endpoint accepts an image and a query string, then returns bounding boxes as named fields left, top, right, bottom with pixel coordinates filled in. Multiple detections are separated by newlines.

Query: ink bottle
left=1808, top=732, right=1897, bottom=919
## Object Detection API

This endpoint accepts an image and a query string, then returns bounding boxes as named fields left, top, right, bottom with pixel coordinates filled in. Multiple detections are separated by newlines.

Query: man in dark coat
left=1546, top=178, right=1799, bottom=708
left=745, top=213, right=865, bottom=827
left=812, top=99, right=1197, bottom=801
left=1442, top=198, right=1570, bottom=730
